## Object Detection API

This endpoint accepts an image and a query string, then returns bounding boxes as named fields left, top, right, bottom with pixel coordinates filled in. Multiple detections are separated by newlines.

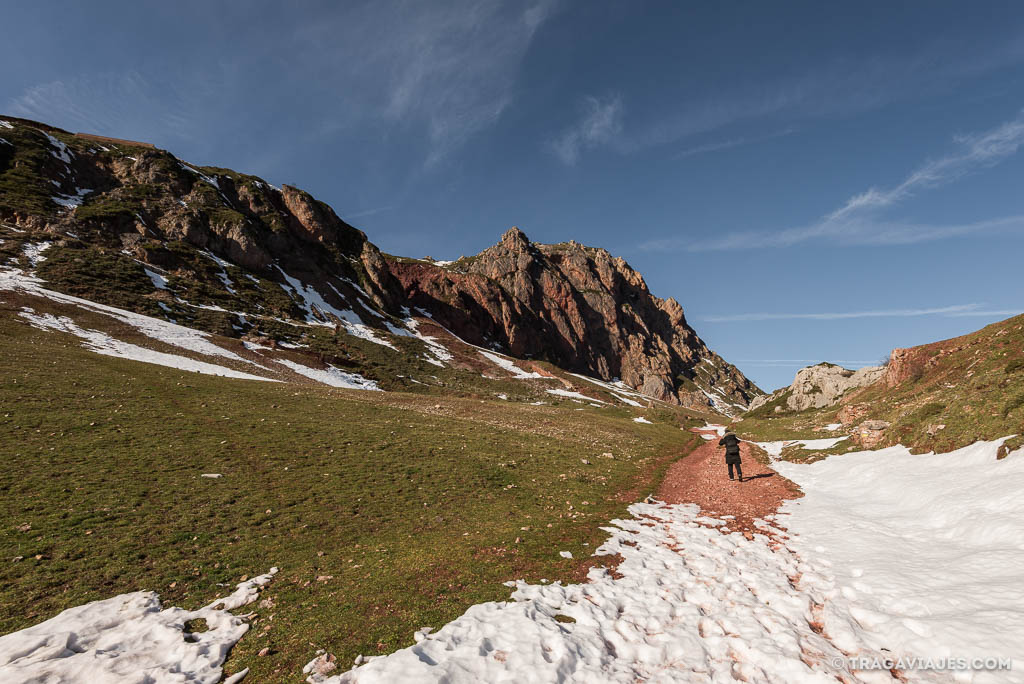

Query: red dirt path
left=657, top=429, right=803, bottom=532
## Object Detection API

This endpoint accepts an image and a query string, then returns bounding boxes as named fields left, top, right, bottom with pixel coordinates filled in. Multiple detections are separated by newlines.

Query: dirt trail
left=657, top=429, right=802, bottom=532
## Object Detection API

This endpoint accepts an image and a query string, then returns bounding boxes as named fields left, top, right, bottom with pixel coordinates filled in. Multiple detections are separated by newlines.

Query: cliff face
left=385, top=228, right=762, bottom=409
left=1, top=115, right=761, bottom=412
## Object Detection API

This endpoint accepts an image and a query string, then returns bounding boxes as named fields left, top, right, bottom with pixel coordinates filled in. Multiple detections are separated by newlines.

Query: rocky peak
left=500, top=226, right=531, bottom=251
left=384, top=229, right=763, bottom=412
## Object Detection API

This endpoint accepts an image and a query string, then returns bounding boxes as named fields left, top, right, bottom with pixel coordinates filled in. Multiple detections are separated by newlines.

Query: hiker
left=718, top=432, right=743, bottom=482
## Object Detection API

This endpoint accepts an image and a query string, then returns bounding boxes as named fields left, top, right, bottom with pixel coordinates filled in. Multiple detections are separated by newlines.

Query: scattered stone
left=15, top=522, right=30, bottom=532
left=304, top=652, right=338, bottom=679
left=200, top=473, right=223, bottom=479
left=258, top=647, right=271, bottom=657
left=855, top=420, right=891, bottom=448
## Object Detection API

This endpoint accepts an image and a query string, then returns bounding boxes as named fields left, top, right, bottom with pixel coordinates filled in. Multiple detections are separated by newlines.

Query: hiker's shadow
left=744, top=473, right=776, bottom=481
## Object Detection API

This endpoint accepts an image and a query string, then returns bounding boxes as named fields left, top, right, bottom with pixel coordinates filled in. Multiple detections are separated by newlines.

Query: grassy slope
left=733, top=315, right=1024, bottom=459
left=0, top=310, right=701, bottom=681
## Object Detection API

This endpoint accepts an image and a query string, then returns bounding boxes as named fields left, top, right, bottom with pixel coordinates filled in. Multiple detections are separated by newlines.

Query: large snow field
left=315, top=438, right=1024, bottom=683
left=775, top=438, right=1024, bottom=681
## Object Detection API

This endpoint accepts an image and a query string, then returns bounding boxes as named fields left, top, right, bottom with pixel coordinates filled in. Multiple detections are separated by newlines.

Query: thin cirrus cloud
left=6, top=1, right=558, bottom=169
left=548, top=94, right=624, bottom=165
left=5, top=71, right=207, bottom=142
left=702, top=303, right=1023, bottom=323
left=673, top=127, right=796, bottom=159
left=666, top=109, right=1024, bottom=252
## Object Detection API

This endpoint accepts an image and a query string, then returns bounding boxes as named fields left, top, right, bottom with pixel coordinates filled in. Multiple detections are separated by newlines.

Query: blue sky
left=4, top=1, right=1024, bottom=390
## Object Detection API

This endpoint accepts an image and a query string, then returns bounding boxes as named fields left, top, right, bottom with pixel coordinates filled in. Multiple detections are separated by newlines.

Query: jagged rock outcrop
left=748, top=362, right=884, bottom=413
left=383, top=227, right=762, bottom=408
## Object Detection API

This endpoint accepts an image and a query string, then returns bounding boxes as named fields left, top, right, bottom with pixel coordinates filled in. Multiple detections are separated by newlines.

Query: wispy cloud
left=297, top=0, right=558, bottom=168
left=673, top=128, right=796, bottom=159
left=704, top=303, right=994, bottom=323
left=548, top=94, right=623, bottom=165
left=344, top=205, right=394, bottom=220
left=620, top=37, right=1024, bottom=155
left=5, top=71, right=208, bottom=141
left=824, top=111, right=1024, bottom=225
left=7, top=1, right=558, bottom=168
left=647, top=110, right=1024, bottom=252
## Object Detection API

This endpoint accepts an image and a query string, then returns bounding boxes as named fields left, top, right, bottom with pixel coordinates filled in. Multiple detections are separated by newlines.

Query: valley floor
left=3, top=431, right=1021, bottom=682
left=308, top=436, right=1024, bottom=683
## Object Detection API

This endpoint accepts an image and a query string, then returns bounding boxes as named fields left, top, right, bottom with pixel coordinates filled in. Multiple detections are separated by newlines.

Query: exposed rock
left=854, top=420, right=891, bottom=448
left=786, top=363, right=885, bottom=411
left=837, top=403, right=869, bottom=425
left=0, top=116, right=761, bottom=413
left=748, top=363, right=884, bottom=414
left=383, top=228, right=762, bottom=410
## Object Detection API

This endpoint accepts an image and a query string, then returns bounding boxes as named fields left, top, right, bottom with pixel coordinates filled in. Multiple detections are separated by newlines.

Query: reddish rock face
left=381, top=227, right=762, bottom=409
left=838, top=403, right=869, bottom=425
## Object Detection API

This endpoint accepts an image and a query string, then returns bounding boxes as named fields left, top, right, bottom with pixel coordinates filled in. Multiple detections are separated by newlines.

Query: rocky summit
left=0, top=115, right=762, bottom=414
left=392, top=228, right=759, bottom=410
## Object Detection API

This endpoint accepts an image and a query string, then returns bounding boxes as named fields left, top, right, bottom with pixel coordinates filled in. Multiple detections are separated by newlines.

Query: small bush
left=1003, top=391, right=1024, bottom=418
left=916, top=402, right=945, bottom=420
left=1005, top=358, right=1024, bottom=375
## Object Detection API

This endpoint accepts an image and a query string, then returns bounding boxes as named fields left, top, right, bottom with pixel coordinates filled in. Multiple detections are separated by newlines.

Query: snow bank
left=479, top=351, right=544, bottom=379
left=752, top=436, right=848, bottom=459
left=0, top=267, right=257, bottom=365
left=22, top=242, right=52, bottom=267
left=276, top=266, right=396, bottom=349
left=0, top=568, right=277, bottom=683
left=309, top=503, right=861, bottom=683
left=20, top=310, right=276, bottom=382
left=567, top=373, right=658, bottom=407
left=546, top=388, right=605, bottom=403
left=145, top=267, right=170, bottom=290
left=775, top=438, right=1024, bottom=681
left=276, top=359, right=381, bottom=391
left=402, top=317, right=452, bottom=367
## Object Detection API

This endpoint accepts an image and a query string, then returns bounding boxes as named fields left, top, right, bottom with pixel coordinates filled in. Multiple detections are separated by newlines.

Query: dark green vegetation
left=0, top=310, right=700, bottom=681
left=734, top=314, right=1024, bottom=457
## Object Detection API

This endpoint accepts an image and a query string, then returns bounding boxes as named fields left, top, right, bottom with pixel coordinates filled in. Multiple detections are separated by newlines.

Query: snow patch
left=276, top=359, right=381, bottom=391
left=546, top=388, right=605, bottom=403
left=277, top=267, right=396, bottom=349
left=144, top=267, right=170, bottom=290
left=0, top=569, right=277, bottom=683
left=632, top=416, right=652, bottom=424
left=480, top=351, right=544, bottom=379
left=51, top=187, right=92, bottom=209
left=20, top=310, right=276, bottom=382
left=22, top=242, right=52, bottom=267
left=44, top=133, right=73, bottom=164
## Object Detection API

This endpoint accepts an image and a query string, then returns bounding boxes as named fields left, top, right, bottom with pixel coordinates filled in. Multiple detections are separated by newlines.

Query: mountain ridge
left=0, top=114, right=761, bottom=412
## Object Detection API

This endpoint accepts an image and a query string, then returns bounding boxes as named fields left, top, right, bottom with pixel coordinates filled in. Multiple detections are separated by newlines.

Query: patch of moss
left=36, top=244, right=158, bottom=312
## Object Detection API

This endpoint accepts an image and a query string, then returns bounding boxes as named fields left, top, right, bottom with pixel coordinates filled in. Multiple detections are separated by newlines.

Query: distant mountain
left=737, top=315, right=1024, bottom=453
left=0, top=115, right=762, bottom=413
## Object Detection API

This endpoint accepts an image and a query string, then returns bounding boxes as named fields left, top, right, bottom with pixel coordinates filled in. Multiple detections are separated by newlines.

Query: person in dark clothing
left=718, top=432, right=743, bottom=482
